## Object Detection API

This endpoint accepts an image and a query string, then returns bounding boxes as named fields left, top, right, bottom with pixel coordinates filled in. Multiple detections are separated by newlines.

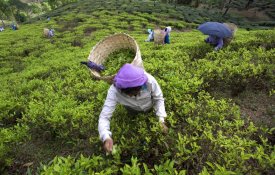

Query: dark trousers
left=124, top=106, right=152, bottom=116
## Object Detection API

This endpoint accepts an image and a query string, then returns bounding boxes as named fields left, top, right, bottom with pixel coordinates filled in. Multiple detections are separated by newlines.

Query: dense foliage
left=0, top=0, right=274, bottom=174
left=1, top=0, right=275, bottom=28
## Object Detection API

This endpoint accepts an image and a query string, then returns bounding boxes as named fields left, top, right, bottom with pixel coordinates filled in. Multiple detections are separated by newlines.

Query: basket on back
left=223, top=23, right=238, bottom=46
left=88, top=33, right=143, bottom=84
left=153, top=29, right=166, bottom=44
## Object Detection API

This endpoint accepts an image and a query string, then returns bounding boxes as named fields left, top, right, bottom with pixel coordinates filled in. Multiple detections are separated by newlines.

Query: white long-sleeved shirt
left=98, top=73, right=167, bottom=142
left=145, top=31, right=154, bottom=42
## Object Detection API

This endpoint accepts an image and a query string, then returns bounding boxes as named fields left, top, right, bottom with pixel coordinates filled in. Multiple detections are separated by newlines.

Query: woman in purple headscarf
left=98, top=63, right=168, bottom=153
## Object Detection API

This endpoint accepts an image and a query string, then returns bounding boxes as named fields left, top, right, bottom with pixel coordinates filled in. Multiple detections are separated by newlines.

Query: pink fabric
left=114, top=64, right=148, bottom=89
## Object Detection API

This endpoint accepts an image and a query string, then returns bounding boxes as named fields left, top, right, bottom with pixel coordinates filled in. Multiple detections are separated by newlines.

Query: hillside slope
left=27, top=0, right=275, bottom=29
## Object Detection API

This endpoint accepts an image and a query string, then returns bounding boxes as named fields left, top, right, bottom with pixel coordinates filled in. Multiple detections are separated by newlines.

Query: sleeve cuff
left=158, top=116, right=165, bottom=123
left=101, top=134, right=111, bottom=142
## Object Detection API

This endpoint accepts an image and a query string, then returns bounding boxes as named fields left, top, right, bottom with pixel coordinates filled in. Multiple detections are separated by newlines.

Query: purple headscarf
left=114, top=64, right=148, bottom=89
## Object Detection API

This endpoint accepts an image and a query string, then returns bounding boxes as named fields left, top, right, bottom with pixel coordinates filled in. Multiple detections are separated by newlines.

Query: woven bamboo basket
left=153, top=29, right=166, bottom=44
left=43, top=28, right=51, bottom=38
left=223, top=23, right=238, bottom=45
left=87, top=33, right=143, bottom=84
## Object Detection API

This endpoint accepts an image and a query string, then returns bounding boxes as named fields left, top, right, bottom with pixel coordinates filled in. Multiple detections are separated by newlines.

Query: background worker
left=145, top=28, right=154, bottom=42
left=164, top=26, right=172, bottom=44
left=198, top=22, right=237, bottom=51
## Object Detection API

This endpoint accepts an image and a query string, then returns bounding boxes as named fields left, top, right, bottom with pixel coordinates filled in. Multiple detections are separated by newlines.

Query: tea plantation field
left=0, top=0, right=274, bottom=174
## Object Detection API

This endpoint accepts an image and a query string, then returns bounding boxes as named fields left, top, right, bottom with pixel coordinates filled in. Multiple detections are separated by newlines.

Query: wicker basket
left=223, top=23, right=238, bottom=36
left=43, top=28, right=49, bottom=37
left=223, top=23, right=238, bottom=46
left=153, top=29, right=166, bottom=44
left=87, top=33, right=143, bottom=84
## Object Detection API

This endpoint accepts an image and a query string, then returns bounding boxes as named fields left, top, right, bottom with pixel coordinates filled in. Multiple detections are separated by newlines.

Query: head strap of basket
left=223, top=23, right=238, bottom=37
left=87, top=33, right=143, bottom=84
left=154, top=29, right=166, bottom=44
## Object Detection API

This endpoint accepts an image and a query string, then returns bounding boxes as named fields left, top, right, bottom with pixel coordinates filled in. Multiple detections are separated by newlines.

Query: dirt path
left=211, top=89, right=275, bottom=128
left=228, top=8, right=272, bottom=21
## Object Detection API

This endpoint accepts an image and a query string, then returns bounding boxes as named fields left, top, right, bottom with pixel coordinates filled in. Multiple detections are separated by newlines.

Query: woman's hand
left=103, top=138, right=113, bottom=153
left=160, top=122, right=168, bottom=134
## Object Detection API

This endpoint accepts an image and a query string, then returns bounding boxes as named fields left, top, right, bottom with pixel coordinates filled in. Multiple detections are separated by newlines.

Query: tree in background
left=0, top=0, right=80, bottom=24
left=222, top=0, right=232, bottom=16
left=245, top=0, right=253, bottom=9
left=47, top=0, right=78, bottom=9
left=27, top=1, right=51, bottom=18
left=222, top=0, right=257, bottom=16
left=159, top=0, right=257, bottom=11
left=0, top=0, right=12, bottom=25
left=0, top=0, right=30, bottom=23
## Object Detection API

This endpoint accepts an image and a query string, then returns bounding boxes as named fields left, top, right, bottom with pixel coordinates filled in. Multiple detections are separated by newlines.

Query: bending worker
left=198, top=22, right=237, bottom=51
left=43, top=28, right=54, bottom=38
left=145, top=28, right=154, bottom=42
left=98, top=63, right=168, bottom=153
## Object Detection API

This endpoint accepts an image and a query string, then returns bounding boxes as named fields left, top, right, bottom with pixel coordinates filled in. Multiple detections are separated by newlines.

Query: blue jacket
left=164, top=34, right=170, bottom=44
left=205, top=35, right=223, bottom=50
